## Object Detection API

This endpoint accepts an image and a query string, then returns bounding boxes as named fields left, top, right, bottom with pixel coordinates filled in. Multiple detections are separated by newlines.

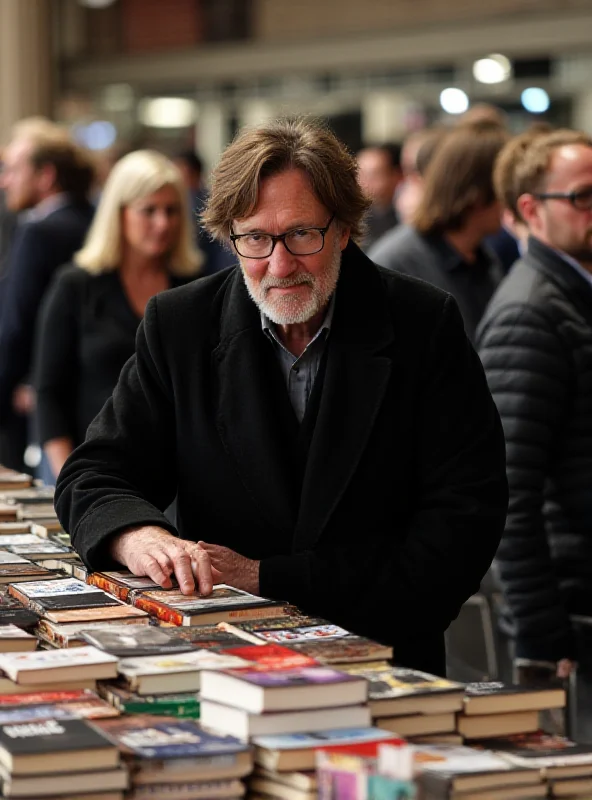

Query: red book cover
left=319, top=737, right=406, bottom=759
left=132, top=595, right=183, bottom=625
left=0, top=690, right=89, bottom=707
left=224, top=643, right=319, bottom=671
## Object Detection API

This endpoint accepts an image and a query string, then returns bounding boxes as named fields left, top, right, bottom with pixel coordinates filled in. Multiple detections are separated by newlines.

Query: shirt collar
left=23, top=192, right=70, bottom=224
left=425, top=232, right=492, bottom=273
left=553, top=247, right=592, bottom=289
left=261, top=291, right=336, bottom=343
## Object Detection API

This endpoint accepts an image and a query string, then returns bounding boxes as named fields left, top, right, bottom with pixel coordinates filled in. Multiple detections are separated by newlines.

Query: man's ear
left=516, top=193, right=539, bottom=229
left=36, top=163, right=58, bottom=196
left=338, top=224, right=351, bottom=251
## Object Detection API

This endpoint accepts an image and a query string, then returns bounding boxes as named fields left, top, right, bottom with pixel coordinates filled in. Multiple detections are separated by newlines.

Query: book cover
left=0, top=608, right=40, bottom=631
left=464, top=681, right=566, bottom=714
left=0, top=552, right=31, bottom=564
left=94, top=717, right=248, bottom=760
left=170, top=624, right=254, bottom=650
left=81, top=625, right=196, bottom=657
left=132, top=584, right=282, bottom=625
left=223, top=643, right=318, bottom=670
left=98, top=683, right=200, bottom=717
left=474, top=731, right=592, bottom=768
left=291, top=637, right=393, bottom=664
left=37, top=593, right=122, bottom=611
left=0, top=645, right=118, bottom=680
left=0, top=624, right=36, bottom=642
left=0, top=534, right=46, bottom=546
left=118, top=649, right=251, bottom=678
left=37, top=616, right=150, bottom=648
left=7, top=543, right=72, bottom=557
left=0, top=564, right=57, bottom=582
left=224, top=616, right=350, bottom=644
left=253, top=727, right=402, bottom=751
left=342, top=665, right=464, bottom=699
left=88, top=570, right=164, bottom=602
left=0, top=689, right=93, bottom=707
left=0, top=718, right=114, bottom=757
left=8, top=578, right=98, bottom=599
left=219, top=665, right=362, bottom=687
left=0, top=704, right=76, bottom=725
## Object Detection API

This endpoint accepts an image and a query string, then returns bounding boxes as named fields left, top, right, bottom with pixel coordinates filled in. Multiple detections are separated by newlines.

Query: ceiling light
left=521, top=87, right=550, bottom=114
left=440, top=88, right=469, bottom=115
left=138, top=98, right=197, bottom=129
left=473, top=54, right=512, bottom=84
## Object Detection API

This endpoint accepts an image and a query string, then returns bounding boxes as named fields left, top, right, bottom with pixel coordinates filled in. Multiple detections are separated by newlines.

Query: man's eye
left=291, top=229, right=315, bottom=240
left=245, top=234, right=268, bottom=244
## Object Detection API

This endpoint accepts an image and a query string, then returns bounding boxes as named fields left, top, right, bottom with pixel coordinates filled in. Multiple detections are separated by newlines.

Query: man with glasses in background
left=55, top=118, right=507, bottom=675
left=478, top=130, right=592, bottom=737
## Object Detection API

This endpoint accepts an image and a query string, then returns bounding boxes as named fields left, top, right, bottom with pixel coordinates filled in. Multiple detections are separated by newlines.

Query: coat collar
left=526, top=236, right=592, bottom=326
left=211, top=240, right=395, bottom=550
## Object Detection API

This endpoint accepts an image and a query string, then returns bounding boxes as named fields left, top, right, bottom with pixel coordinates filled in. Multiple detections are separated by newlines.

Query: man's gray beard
left=242, top=242, right=342, bottom=325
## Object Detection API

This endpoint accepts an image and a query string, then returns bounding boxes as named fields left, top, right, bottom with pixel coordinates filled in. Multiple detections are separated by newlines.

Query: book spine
left=223, top=605, right=290, bottom=622
left=87, top=574, right=128, bottom=602
left=217, top=623, right=265, bottom=645
left=131, top=595, right=183, bottom=625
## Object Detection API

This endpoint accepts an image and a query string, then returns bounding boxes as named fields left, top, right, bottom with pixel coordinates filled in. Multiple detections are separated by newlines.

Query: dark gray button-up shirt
left=262, top=294, right=335, bottom=422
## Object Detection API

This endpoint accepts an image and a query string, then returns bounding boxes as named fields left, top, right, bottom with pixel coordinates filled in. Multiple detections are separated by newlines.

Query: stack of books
left=199, top=652, right=371, bottom=740
left=249, top=728, right=405, bottom=800
left=456, top=682, right=566, bottom=740
left=339, top=664, right=465, bottom=742
left=93, top=714, right=252, bottom=800
left=0, top=468, right=33, bottom=493
left=0, top=713, right=128, bottom=798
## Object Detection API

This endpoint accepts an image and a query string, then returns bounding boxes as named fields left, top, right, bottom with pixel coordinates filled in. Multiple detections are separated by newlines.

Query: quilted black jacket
left=478, top=236, right=592, bottom=662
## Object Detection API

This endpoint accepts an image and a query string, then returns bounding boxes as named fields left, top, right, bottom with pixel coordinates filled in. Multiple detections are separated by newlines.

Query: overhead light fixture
left=440, top=88, right=469, bottom=115
left=521, top=87, right=550, bottom=114
left=138, top=98, right=198, bottom=129
left=78, top=0, right=117, bottom=7
left=473, top=54, right=512, bottom=84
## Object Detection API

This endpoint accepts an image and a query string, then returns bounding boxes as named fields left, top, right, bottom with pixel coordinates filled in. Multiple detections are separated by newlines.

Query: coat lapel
left=293, top=242, right=395, bottom=551
left=211, top=270, right=299, bottom=537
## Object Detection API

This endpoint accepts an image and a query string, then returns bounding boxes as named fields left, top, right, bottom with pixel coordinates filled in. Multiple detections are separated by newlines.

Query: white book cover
left=13, top=578, right=98, bottom=598
left=0, top=645, right=118, bottom=675
left=0, top=535, right=43, bottom=546
left=118, top=648, right=251, bottom=677
left=9, top=543, right=70, bottom=555
left=413, top=745, right=517, bottom=773
left=0, top=552, right=31, bottom=564
left=0, top=625, right=35, bottom=640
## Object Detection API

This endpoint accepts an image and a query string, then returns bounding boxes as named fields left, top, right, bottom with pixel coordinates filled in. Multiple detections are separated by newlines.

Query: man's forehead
left=547, top=144, right=592, bottom=187
left=5, top=138, right=34, bottom=164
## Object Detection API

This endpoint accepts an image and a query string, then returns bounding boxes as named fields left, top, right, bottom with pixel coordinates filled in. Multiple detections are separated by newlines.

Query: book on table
left=0, top=688, right=119, bottom=720
left=456, top=709, right=541, bottom=740
left=200, top=665, right=368, bottom=713
left=0, top=644, right=119, bottom=684
left=463, top=681, right=566, bottom=715
left=80, top=624, right=197, bottom=657
left=36, top=616, right=151, bottom=649
left=0, top=765, right=129, bottom=797
left=8, top=577, right=122, bottom=615
left=0, top=624, right=37, bottom=652
left=97, top=682, right=200, bottom=718
left=375, top=712, right=457, bottom=738
left=473, top=730, right=592, bottom=779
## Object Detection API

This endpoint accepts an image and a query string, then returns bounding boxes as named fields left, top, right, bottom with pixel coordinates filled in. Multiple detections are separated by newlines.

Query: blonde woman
left=34, top=149, right=202, bottom=478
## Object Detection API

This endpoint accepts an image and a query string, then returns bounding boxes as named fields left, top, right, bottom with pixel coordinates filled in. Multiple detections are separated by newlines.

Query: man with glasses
left=55, top=118, right=507, bottom=674
left=478, top=130, right=592, bottom=720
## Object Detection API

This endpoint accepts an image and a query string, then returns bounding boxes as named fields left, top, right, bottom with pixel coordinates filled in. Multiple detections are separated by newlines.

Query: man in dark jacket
left=478, top=130, right=592, bottom=703
left=55, top=119, right=508, bottom=674
left=0, top=120, right=94, bottom=471
left=369, top=124, right=508, bottom=342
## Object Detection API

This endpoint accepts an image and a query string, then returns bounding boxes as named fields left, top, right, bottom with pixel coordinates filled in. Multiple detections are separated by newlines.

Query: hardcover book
left=97, top=682, right=200, bottom=718
left=37, top=616, right=150, bottom=648
left=81, top=624, right=196, bottom=657
left=132, top=584, right=288, bottom=627
left=339, top=665, right=465, bottom=717
left=9, top=578, right=122, bottom=614
left=167, top=624, right=254, bottom=650
left=0, top=717, right=119, bottom=775
left=0, top=624, right=37, bottom=652
left=88, top=570, right=165, bottom=602
left=222, top=643, right=318, bottom=670
left=0, top=644, right=119, bottom=684
left=0, top=563, right=60, bottom=585
left=200, top=665, right=368, bottom=713
left=43, top=604, right=149, bottom=625
left=457, top=709, right=541, bottom=740
left=463, top=681, right=566, bottom=715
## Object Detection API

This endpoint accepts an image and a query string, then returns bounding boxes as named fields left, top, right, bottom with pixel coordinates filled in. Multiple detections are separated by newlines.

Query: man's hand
left=109, top=526, right=213, bottom=596
left=198, top=541, right=260, bottom=595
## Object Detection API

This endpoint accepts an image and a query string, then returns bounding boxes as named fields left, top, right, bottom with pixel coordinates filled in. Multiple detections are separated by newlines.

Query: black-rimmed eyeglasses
left=230, top=214, right=335, bottom=259
left=534, top=189, right=592, bottom=211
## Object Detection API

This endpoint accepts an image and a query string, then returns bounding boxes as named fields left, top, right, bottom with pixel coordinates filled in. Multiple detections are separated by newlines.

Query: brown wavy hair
left=202, top=117, right=370, bottom=242
left=412, top=124, right=509, bottom=235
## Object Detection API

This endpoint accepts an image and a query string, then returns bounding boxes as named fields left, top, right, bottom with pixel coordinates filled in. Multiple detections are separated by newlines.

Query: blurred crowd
left=1, top=105, right=592, bottom=734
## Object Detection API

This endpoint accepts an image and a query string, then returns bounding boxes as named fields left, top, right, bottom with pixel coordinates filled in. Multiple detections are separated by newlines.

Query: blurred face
left=357, top=148, right=401, bottom=209
left=522, top=144, right=592, bottom=268
left=232, top=168, right=350, bottom=326
left=122, top=184, right=183, bottom=262
left=0, top=138, right=43, bottom=211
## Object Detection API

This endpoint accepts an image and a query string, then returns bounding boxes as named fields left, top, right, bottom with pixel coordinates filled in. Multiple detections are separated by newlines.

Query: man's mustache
left=260, top=274, right=315, bottom=291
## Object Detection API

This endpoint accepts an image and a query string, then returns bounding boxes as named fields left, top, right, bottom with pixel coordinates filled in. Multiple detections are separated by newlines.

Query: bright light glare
left=473, top=54, right=512, bottom=84
left=521, top=87, right=550, bottom=114
left=73, top=121, right=117, bottom=151
left=138, top=98, right=197, bottom=129
left=440, top=88, right=469, bottom=115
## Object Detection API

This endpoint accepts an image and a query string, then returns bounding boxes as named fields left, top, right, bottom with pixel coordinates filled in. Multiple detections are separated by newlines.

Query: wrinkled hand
left=110, top=526, right=213, bottom=596
left=198, top=541, right=260, bottom=595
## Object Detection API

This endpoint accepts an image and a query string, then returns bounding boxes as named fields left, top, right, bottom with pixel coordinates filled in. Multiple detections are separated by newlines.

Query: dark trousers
left=0, top=413, right=27, bottom=472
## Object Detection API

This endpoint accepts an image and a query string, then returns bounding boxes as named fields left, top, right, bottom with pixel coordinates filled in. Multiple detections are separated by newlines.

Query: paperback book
left=463, top=681, right=566, bottom=715
left=0, top=644, right=119, bottom=684
left=81, top=624, right=196, bottom=657
left=98, top=682, right=200, bottom=718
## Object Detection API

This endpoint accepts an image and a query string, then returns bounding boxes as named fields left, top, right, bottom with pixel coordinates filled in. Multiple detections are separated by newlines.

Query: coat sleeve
left=259, top=296, right=508, bottom=645
left=54, top=297, right=178, bottom=569
left=33, top=270, right=80, bottom=445
left=478, top=303, right=575, bottom=661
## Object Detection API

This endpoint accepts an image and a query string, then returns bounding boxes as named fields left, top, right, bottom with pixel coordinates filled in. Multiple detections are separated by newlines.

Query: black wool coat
left=478, top=236, right=592, bottom=662
left=56, top=241, right=508, bottom=674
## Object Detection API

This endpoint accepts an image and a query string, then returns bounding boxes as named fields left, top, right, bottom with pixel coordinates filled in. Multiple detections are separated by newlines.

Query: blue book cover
left=253, top=728, right=399, bottom=751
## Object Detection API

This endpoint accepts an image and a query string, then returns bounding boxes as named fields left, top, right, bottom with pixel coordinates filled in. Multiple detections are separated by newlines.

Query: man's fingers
left=151, top=550, right=175, bottom=589
left=133, top=554, right=173, bottom=588
left=191, top=548, right=213, bottom=596
left=166, top=549, right=195, bottom=595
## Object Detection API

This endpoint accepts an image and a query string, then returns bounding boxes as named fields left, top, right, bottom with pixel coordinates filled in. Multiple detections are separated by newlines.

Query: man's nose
left=267, top=239, right=297, bottom=277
